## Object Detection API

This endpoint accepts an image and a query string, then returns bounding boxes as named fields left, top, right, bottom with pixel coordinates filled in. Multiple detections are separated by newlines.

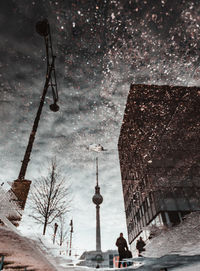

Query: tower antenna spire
left=96, top=157, right=98, bottom=186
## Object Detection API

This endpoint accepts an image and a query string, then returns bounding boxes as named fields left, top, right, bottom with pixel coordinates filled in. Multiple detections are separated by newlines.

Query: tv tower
left=92, top=157, right=103, bottom=252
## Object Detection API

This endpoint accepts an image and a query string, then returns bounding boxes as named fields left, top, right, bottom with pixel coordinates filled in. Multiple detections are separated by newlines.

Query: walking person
left=115, top=233, right=128, bottom=268
left=136, top=237, right=146, bottom=257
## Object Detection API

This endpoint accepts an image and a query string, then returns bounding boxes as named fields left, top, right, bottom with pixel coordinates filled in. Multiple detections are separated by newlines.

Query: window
left=147, top=197, right=150, bottom=207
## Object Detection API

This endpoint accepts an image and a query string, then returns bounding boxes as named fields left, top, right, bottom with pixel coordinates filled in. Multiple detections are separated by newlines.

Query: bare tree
left=30, top=159, right=70, bottom=235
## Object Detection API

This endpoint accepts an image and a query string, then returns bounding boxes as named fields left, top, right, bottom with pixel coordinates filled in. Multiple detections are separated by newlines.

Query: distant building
left=118, top=84, right=200, bottom=252
left=78, top=250, right=118, bottom=268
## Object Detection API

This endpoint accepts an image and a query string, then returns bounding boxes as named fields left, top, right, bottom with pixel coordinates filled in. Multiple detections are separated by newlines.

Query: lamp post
left=69, top=219, right=73, bottom=256
left=10, top=19, right=59, bottom=222
left=53, top=222, right=58, bottom=244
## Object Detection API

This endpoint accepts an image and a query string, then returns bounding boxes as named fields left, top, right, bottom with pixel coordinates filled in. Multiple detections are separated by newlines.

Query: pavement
left=0, top=226, right=56, bottom=270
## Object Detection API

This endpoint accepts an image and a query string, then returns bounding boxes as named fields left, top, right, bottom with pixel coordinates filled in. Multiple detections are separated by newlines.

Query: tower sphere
left=92, top=193, right=103, bottom=205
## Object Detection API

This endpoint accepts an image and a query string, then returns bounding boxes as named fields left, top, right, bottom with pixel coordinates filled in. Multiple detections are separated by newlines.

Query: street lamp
left=53, top=222, right=58, bottom=244
left=69, top=219, right=73, bottom=256
left=10, top=19, right=59, bottom=223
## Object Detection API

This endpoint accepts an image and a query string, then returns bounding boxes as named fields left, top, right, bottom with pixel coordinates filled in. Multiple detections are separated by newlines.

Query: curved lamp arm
left=18, top=19, right=59, bottom=180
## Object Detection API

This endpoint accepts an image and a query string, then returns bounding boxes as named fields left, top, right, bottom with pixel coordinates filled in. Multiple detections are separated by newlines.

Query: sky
left=0, top=0, right=200, bottom=255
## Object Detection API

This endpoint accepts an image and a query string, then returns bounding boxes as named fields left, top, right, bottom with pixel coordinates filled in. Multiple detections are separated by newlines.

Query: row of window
left=127, top=193, right=155, bottom=240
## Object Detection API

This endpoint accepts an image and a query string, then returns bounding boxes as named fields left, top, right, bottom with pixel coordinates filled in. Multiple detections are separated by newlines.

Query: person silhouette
left=116, top=233, right=128, bottom=268
left=136, top=237, right=146, bottom=256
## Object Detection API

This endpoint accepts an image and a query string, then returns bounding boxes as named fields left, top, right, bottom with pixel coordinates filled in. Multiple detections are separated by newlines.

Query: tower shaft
left=96, top=205, right=101, bottom=251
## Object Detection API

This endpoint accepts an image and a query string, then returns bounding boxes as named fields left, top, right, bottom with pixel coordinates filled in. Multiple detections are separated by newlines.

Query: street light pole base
left=11, top=179, right=32, bottom=210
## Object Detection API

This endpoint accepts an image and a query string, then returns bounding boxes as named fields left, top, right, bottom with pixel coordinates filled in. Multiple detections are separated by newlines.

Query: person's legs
left=118, top=261, right=121, bottom=268
left=138, top=249, right=142, bottom=257
left=122, top=259, right=126, bottom=267
left=118, top=255, right=122, bottom=268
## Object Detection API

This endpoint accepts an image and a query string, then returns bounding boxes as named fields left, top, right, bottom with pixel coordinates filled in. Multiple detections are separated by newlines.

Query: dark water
left=73, top=255, right=200, bottom=271
left=113, top=255, right=200, bottom=270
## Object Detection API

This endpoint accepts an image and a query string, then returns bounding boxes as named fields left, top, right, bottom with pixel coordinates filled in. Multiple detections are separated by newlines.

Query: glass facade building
left=118, top=84, right=200, bottom=245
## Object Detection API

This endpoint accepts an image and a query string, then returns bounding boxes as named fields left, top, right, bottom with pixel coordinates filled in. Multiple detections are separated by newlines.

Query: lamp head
left=36, top=19, right=49, bottom=37
left=49, top=103, right=59, bottom=112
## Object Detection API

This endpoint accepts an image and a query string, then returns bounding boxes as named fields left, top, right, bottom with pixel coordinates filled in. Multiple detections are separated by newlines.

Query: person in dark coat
left=136, top=237, right=146, bottom=256
left=116, top=233, right=128, bottom=268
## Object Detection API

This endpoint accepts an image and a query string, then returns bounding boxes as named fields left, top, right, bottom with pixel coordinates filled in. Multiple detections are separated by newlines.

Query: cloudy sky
left=0, top=0, right=200, bottom=255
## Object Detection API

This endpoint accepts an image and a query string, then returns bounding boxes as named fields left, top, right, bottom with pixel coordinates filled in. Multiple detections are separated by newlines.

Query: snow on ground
left=1, top=212, right=200, bottom=270
left=144, top=212, right=200, bottom=258
left=0, top=225, right=99, bottom=270
left=128, top=211, right=200, bottom=270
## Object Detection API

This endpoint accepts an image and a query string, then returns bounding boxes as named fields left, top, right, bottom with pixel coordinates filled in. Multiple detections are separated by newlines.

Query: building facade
left=78, top=250, right=118, bottom=268
left=118, top=84, right=200, bottom=249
